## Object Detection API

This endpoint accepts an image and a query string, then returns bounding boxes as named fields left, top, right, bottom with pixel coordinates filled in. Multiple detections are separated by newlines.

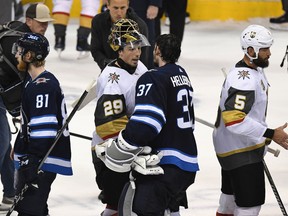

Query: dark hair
left=155, top=34, right=181, bottom=63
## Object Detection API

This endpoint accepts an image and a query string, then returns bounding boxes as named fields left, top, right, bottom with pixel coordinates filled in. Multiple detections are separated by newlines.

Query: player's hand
left=132, top=152, right=164, bottom=175
left=18, top=155, right=41, bottom=189
left=272, top=123, right=288, bottom=150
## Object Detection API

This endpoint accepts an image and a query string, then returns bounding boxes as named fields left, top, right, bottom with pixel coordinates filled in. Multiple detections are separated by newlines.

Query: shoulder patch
left=237, top=70, right=250, bottom=80
left=34, top=77, right=50, bottom=85
left=108, top=72, right=120, bottom=83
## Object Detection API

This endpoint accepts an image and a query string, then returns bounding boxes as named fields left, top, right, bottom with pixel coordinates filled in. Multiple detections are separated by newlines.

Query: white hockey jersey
left=92, top=60, right=147, bottom=148
left=213, top=61, right=270, bottom=170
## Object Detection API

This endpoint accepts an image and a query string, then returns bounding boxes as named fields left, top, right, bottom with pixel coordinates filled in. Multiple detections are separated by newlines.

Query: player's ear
left=247, top=47, right=256, bottom=57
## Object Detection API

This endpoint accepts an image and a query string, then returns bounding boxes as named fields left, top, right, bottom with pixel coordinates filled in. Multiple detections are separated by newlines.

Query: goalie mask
left=240, top=25, right=273, bottom=61
left=108, top=18, right=150, bottom=51
left=13, top=32, right=50, bottom=61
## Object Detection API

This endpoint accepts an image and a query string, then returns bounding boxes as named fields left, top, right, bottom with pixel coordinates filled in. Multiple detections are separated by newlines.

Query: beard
left=253, top=57, right=269, bottom=68
left=17, top=59, right=27, bottom=72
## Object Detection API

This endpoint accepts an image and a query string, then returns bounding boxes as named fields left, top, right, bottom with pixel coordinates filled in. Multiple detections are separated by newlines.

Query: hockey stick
left=263, top=160, right=288, bottom=216
left=195, top=117, right=287, bottom=215
left=6, top=79, right=96, bottom=216
left=71, top=78, right=97, bottom=111
left=280, top=45, right=288, bottom=70
left=70, top=132, right=92, bottom=141
left=195, top=117, right=280, bottom=157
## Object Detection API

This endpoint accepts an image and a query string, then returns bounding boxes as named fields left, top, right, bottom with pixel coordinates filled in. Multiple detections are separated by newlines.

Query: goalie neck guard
left=108, top=18, right=150, bottom=51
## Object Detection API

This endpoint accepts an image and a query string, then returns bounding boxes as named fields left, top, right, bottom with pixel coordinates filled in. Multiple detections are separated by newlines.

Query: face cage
left=118, top=33, right=150, bottom=49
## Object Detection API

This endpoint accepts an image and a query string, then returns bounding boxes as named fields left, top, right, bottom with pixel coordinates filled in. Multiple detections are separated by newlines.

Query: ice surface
left=3, top=18, right=288, bottom=216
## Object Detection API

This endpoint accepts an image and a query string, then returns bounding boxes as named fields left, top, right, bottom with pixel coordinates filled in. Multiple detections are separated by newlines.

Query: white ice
left=3, top=18, right=288, bottom=216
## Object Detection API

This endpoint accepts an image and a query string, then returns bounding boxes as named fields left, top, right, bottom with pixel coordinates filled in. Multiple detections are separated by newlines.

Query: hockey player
left=12, top=32, right=73, bottom=215
left=52, top=0, right=100, bottom=58
left=0, top=3, right=53, bottom=212
left=96, top=33, right=199, bottom=215
left=212, top=25, right=288, bottom=216
left=90, top=0, right=149, bottom=70
left=92, top=18, right=150, bottom=215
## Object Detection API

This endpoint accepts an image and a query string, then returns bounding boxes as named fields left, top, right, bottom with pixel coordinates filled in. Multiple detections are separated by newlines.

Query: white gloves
left=95, top=130, right=164, bottom=175
left=132, top=153, right=164, bottom=175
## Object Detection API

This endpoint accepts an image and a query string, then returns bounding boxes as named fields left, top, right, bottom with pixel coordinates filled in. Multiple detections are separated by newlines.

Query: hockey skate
left=54, top=36, right=65, bottom=58
left=269, top=13, right=288, bottom=31
left=76, top=38, right=90, bottom=60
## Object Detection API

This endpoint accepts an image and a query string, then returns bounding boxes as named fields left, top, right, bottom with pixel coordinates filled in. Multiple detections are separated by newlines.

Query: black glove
left=18, top=155, right=41, bottom=188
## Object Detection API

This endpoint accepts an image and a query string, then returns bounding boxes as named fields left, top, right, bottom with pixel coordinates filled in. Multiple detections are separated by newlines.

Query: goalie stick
left=6, top=79, right=96, bottom=216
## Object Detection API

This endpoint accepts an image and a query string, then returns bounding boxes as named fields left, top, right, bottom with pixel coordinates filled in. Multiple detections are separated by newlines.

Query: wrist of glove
left=18, top=155, right=41, bottom=187
left=132, top=152, right=164, bottom=175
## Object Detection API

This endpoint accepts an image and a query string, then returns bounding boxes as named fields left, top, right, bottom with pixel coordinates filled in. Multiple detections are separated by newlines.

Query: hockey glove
left=132, top=152, right=164, bottom=175
left=18, top=155, right=41, bottom=189
left=95, top=130, right=152, bottom=173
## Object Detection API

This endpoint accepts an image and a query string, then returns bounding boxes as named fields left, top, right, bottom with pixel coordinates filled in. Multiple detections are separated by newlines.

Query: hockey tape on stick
left=263, top=160, right=288, bottom=216
left=6, top=79, right=96, bottom=216
left=71, top=79, right=97, bottom=111
left=195, top=117, right=280, bottom=157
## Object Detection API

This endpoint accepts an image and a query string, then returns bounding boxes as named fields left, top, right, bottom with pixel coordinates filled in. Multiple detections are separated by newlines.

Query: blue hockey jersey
left=123, top=63, right=199, bottom=172
left=14, top=71, right=73, bottom=176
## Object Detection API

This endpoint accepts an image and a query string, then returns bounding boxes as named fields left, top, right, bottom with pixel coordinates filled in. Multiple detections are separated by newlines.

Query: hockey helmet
left=240, top=24, right=273, bottom=60
left=108, top=18, right=150, bottom=51
left=14, top=32, right=50, bottom=61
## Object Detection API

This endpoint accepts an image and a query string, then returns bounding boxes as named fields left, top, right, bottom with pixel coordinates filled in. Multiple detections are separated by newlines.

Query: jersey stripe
left=130, top=115, right=163, bottom=133
left=30, top=115, right=58, bottom=126
left=134, top=104, right=166, bottom=122
left=159, top=149, right=199, bottom=172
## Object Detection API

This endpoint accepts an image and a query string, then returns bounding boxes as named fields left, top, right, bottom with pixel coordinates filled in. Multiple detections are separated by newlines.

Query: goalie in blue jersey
left=96, top=33, right=199, bottom=216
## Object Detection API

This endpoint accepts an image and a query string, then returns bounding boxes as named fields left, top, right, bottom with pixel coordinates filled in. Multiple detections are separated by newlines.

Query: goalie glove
left=95, top=130, right=152, bottom=173
left=132, top=152, right=164, bottom=175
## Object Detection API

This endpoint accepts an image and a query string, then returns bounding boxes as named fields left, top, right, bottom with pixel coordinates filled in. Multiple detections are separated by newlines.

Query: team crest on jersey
left=34, top=77, right=50, bottom=85
left=108, top=72, right=120, bottom=83
left=237, top=70, right=250, bottom=80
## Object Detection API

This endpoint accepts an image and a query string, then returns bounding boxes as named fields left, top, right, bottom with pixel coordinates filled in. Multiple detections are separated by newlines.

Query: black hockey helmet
left=14, top=32, right=50, bottom=61
left=108, top=18, right=150, bottom=51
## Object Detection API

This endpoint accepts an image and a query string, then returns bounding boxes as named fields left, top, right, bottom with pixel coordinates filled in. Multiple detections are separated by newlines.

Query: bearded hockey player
left=91, top=18, right=150, bottom=216
left=213, top=25, right=288, bottom=216
left=12, top=32, right=73, bottom=216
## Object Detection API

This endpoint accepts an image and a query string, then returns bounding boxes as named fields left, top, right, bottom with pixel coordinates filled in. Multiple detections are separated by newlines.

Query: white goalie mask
left=240, top=25, right=273, bottom=60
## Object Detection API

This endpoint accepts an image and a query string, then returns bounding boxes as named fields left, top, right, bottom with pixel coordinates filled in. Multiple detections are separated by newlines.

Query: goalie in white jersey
left=213, top=25, right=288, bottom=216
left=91, top=18, right=149, bottom=216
